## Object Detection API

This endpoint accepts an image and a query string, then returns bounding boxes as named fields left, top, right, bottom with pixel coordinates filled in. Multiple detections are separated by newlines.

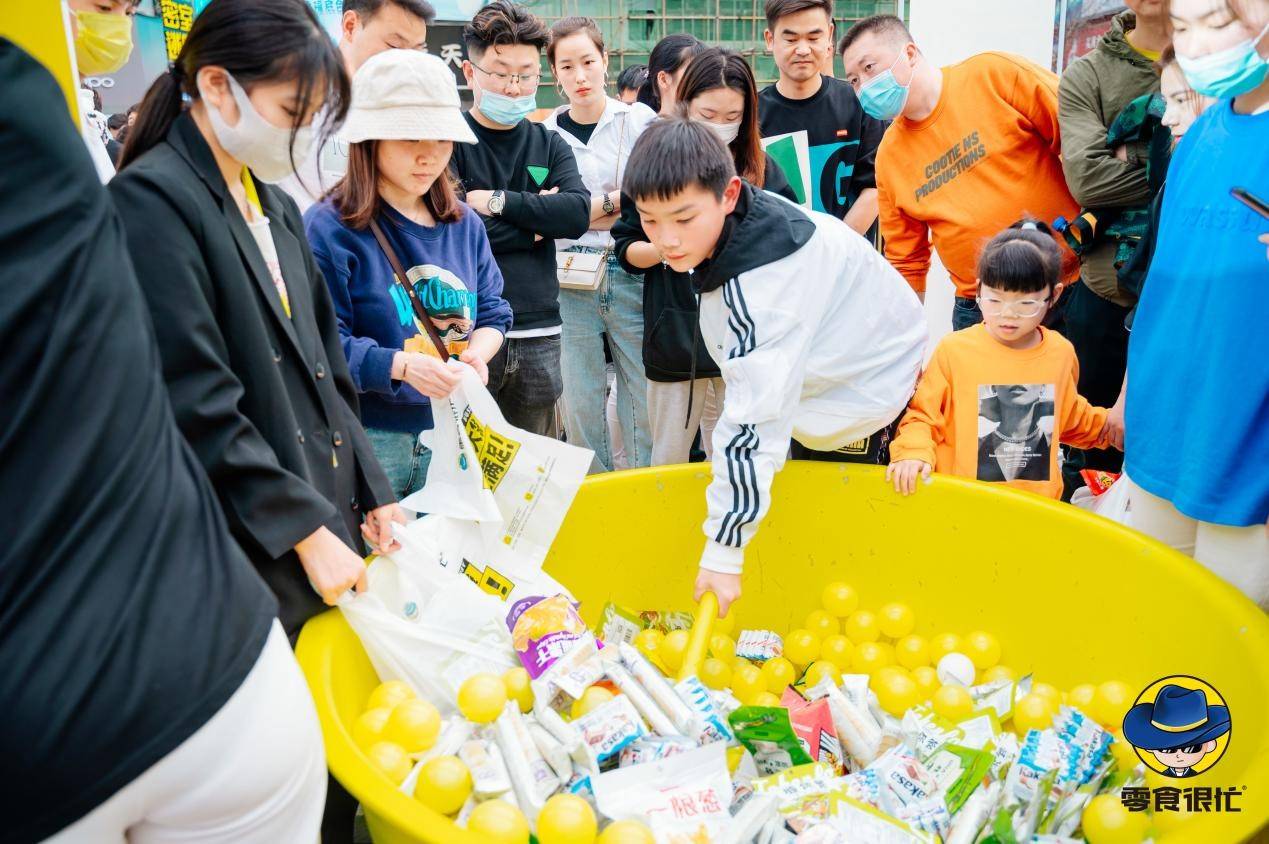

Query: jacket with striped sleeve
left=693, top=185, right=927, bottom=575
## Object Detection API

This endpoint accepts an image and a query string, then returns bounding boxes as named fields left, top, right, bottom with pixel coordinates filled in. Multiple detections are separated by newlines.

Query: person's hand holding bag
left=362, top=502, right=407, bottom=555
left=394, top=351, right=461, bottom=398
left=295, top=526, right=368, bottom=605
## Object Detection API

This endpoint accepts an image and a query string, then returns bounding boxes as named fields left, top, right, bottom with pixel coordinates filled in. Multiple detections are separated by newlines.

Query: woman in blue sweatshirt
left=306, top=50, right=512, bottom=499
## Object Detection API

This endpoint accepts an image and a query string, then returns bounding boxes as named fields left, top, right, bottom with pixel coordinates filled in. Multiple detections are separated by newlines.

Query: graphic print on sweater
left=976, top=383, right=1055, bottom=482
left=389, top=263, right=477, bottom=358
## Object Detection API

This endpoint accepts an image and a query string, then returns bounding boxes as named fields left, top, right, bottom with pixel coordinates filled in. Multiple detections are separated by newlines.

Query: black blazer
left=109, top=113, right=394, bottom=635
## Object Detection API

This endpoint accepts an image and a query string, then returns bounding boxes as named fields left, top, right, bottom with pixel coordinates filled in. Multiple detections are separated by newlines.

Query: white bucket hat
left=338, top=50, right=478, bottom=145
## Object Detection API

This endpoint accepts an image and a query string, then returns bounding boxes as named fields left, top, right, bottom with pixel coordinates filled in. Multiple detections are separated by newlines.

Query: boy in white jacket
left=623, top=118, right=926, bottom=616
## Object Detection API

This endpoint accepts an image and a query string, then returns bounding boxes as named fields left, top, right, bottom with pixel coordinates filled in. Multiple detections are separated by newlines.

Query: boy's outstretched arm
left=887, top=347, right=950, bottom=494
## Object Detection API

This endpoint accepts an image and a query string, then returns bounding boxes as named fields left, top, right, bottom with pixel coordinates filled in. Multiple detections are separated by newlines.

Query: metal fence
left=519, top=0, right=906, bottom=105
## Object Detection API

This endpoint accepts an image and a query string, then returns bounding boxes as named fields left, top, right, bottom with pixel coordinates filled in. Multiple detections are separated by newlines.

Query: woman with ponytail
left=110, top=0, right=399, bottom=640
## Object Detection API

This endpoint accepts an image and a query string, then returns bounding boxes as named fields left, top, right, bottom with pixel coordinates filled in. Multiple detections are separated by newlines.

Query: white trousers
left=647, top=378, right=725, bottom=466
left=1123, top=475, right=1269, bottom=611
left=47, top=620, right=327, bottom=843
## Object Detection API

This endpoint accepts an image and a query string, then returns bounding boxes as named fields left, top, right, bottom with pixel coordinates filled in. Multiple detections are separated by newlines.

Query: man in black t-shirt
left=758, top=0, right=886, bottom=238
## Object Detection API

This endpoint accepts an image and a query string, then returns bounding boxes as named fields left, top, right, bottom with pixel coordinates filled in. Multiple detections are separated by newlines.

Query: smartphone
left=1231, top=187, right=1269, bottom=220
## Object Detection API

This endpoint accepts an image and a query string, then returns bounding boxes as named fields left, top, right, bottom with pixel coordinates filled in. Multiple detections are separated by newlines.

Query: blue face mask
left=477, top=89, right=537, bottom=126
left=1176, top=22, right=1269, bottom=99
left=858, top=54, right=912, bottom=121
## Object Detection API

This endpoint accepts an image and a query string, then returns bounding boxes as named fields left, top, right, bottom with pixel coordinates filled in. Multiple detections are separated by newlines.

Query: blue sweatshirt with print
left=305, top=200, right=513, bottom=433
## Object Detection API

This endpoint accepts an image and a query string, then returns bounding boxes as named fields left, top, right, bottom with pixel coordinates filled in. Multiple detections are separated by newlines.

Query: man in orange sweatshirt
left=840, top=15, right=1081, bottom=331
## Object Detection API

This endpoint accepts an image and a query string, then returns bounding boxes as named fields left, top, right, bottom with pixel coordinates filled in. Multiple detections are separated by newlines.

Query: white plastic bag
left=1070, top=475, right=1131, bottom=526
left=403, top=366, right=592, bottom=576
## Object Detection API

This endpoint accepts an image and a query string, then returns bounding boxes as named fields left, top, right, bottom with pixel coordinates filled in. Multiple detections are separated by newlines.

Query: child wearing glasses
left=887, top=220, right=1116, bottom=499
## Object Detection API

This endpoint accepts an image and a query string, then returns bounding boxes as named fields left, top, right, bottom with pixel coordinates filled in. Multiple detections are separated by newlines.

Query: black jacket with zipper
left=109, top=113, right=395, bottom=636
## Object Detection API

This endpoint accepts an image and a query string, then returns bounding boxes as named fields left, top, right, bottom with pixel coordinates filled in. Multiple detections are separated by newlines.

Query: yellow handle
left=678, top=591, right=719, bottom=681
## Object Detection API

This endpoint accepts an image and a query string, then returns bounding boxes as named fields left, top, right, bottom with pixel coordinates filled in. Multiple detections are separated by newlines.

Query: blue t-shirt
left=305, top=200, right=513, bottom=433
left=1125, top=101, right=1268, bottom=526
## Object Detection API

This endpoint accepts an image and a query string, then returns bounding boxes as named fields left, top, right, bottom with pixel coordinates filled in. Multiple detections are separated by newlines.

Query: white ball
left=936, top=652, right=976, bottom=687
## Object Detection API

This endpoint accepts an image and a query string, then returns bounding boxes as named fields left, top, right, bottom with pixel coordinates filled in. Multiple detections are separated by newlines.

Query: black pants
left=790, top=411, right=903, bottom=465
left=1062, top=281, right=1129, bottom=479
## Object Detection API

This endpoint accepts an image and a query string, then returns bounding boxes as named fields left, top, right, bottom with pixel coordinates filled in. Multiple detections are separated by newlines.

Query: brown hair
left=330, top=141, right=463, bottom=230
left=764, top=0, right=833, bottom=30
left=462, top=0, right=549, bottom=59
left=546, top=16, right=605, bottom=67
left=675, top=47, right=766, bottom=188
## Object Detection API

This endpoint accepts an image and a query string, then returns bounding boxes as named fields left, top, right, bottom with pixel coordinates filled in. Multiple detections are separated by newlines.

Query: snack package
left=598, top=602, right=643, bottom=645
left=729, top=706, right=816, bottom=775
left=923, top=743, right=993, bottom=814
left=603, top=656, right=680, bottom=737
left=737, top=630, right=784, bottom=663
left=805, top=677, right=883, bottom=769
left=593, top=743, right=733, bottom=841
left=752, top=763, right=842, bottom=814
left=538, top=634, right=605, bottom=700
left=638, top=609, right=695, bottom=634
left=945, top=781, right=1003, bottom=844
left=574, top=694, right=647, bottom=765
left=1080, top=468, right=1120, bottom=495
left=782, top=692, right=845, bottom=775
left=718, top=792, right=780, bottom=844
left=618, top=735, right=697, bottom=768
left=506, top=594, right=590, bottom=680
left=617, top=641, right=698, bottom=734
left=675, top=676, right=734, bottom=745
left=969, top=674, right=1031, bottom=722
left=493, top=701, right=560, bottom=820
left=526, top=718, right=573, bottom=782
left=458, top=739, right=512, bottom=799
left=532, top=692, right=584, bottom=754
left=867, top=746, right=941, bottom=819
left=820, top=794, right=939, bottom=844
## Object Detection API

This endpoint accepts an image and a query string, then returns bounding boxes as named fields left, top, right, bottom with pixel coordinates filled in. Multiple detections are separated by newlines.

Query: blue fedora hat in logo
left=1123, top=684, right=1231, bottom=750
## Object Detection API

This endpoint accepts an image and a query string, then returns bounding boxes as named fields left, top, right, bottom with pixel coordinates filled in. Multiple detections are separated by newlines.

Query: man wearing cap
left=1122, top=684, right=1232, bottom=778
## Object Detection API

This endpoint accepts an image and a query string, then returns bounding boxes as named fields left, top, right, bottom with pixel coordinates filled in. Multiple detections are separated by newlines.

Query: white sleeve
left=699, top=276, right=813, bottom=575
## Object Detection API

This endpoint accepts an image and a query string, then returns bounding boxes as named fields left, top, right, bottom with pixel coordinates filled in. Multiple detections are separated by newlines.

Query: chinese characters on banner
left=158, top=0, right=195, bottom=62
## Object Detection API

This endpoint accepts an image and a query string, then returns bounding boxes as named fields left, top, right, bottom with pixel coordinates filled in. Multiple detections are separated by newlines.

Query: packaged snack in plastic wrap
left=729, top=706, right=816, bottom=775
left=575, top=694, right=647, bottom=765
left=617, top=641, right=698, bottom=734
left=526, top=718, right=573, bottom=782
left=459, top=738, right=512, bottom=799
left=805, top=677, right=883, bottom=769
left=618, top=735, right=697, bottom=768
left=737, top=629, right=784, bottom=663
left=945, top=781, right=1002, bottom=844
left=781, top=691, right=845, bottom=775
left=493, top=701, right=559, bottom=820
left=604, top=656, right=680, bottom=737
left=675, top=675, right=734, bottom=745
left=506, top=594, right=589, bottom=680
left=537, top=634, right=605, bottom=701
left=593, top=743, right=731, bottom=831
left=598, top=602, right=643, bottom=645
left=638, top=609, right=696, bottom=634
left=923, top=742, right=993, bottom=814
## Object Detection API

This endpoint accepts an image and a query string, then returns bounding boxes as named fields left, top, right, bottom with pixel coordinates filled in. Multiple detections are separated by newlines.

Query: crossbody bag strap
left=368, top=216, right=450, bottom=360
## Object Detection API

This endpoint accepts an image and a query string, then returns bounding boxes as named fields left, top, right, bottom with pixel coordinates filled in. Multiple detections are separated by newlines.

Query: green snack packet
left=925, top=743, right=994, bottom=814
left=727, top=705, right=814, bottom=775
left=638, top=609, right=694, bottom=633
left=597, top=601, right=643, bottom=645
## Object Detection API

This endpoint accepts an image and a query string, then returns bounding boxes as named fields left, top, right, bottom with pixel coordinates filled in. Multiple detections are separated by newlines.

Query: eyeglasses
left=472, top=63, right=541, bottom=88
left=976, top=295, right=1050, bottom=318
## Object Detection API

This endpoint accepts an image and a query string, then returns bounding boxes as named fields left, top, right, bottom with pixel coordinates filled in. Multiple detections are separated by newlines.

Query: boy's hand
left=694, top=569, right=741, bottom=618
left=886, top=459, right=931, bottom=495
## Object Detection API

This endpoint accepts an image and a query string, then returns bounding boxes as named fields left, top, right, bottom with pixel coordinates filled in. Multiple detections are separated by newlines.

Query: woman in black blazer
left=110, top=0, right=400, bottom=639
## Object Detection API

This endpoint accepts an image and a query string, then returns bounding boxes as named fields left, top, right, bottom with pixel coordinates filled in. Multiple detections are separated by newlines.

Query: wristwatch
left=488, top=189, right=506, bottom=216
left=602, top=192, right=616, bottom=215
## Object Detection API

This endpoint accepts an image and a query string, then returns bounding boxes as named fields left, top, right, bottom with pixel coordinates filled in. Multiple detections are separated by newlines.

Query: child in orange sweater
left=887, top=221, right=1116, bottom=499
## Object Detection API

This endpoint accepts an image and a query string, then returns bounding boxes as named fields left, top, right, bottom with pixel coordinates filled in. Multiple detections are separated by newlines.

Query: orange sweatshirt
left=889, top=325, right=1107, bottom=500
left=875, top=52, right=1081, bottom=297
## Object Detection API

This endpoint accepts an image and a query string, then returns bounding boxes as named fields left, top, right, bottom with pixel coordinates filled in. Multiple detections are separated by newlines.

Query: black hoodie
left=692, top=183, right=815, bottom=295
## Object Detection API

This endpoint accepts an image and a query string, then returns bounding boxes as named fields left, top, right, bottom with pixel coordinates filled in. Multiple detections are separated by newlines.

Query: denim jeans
left=487, top=334, right=563, bottom=437
left=365, top=427, right=432, bottom=500
left=559, top=252, right=651, bottom=472
left=952, top=296, right=983, bottom=331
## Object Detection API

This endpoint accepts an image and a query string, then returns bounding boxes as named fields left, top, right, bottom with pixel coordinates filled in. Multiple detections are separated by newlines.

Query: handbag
left=556, top=110, right=627, bottom=291
left=369, top=217, right=449, bottom=361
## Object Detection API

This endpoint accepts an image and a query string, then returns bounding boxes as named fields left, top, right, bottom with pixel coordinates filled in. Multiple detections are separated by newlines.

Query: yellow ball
left=1092, top=681, right=1135, bottom=729
left=414, top=755, right=472, bottom=816
left=712, top=613, right=736, bottom=637
left=384, top=698, right=442, bottom=754
left=783, top=629, right=821, bottom=668
left=843, top=610, right=880, bottom=644
left=803, top=660, right=842, bottom=688
left=852, top=641, right=893, bottom=675
left=1081, top=793, right=1150, bottom=844
left=932, top=684, right=975, bottom=722
left=878, top=603, right=916, bottom=639
left=1068, top=683, right=1097, bottom=712
left=912, top=666, right=940, bottom=700
left=876, top=664, right=909, bottom=683
left=895, top=635, right=930, bottom=669
left=821, top=581, right=859, bottom=617
left=875, top=671, right=921, bottom=717
left=468, top=799, right=531, bottom=843
left=710, top=633, right=736, bottom=659
left=963, top=631, right=1002, bottom=670
left=981, top=665, right=1015, bottom=684
left=458, top=673, right=509, bottom=724
left=700, top=657, right=733, bottom=691
left=503, top=667, right=535, bottom=714
left=570, top=686, right=615, bottom=720
left=537, top=794, right=598, bottom=844
left=1107, top=730, right=1140, bottom=773
left=352, top=707, right=392, bottom=751
left=751, top=691, right=783, bottom=707
left=366, top=679, right=415, bottom=712
left=659, top=629, right=690, bottom=674
left=633, top=629, right=664, bottom=661
left=1030, top=682, right=1062, bottom=706
left=760, top=657, right=797, bottom=694
left=366, top=741, right=413, bottom=785
left=804, top=609, right=840, bottom=639
left=597, top=820, right=657, bottom=844
left=1012, top=693, right=1057, bottom=733
left=928, top=633, right=962, bottom=664
left=819, top=634, right=854, bottom=670
left=731, top=662, right=766, bottom=703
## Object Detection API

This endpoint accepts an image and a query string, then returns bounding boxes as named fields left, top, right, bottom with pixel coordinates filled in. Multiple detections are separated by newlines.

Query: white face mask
left=700, top=118, right=741, bottom=146
left=200, top=72, right=313, bottom=183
